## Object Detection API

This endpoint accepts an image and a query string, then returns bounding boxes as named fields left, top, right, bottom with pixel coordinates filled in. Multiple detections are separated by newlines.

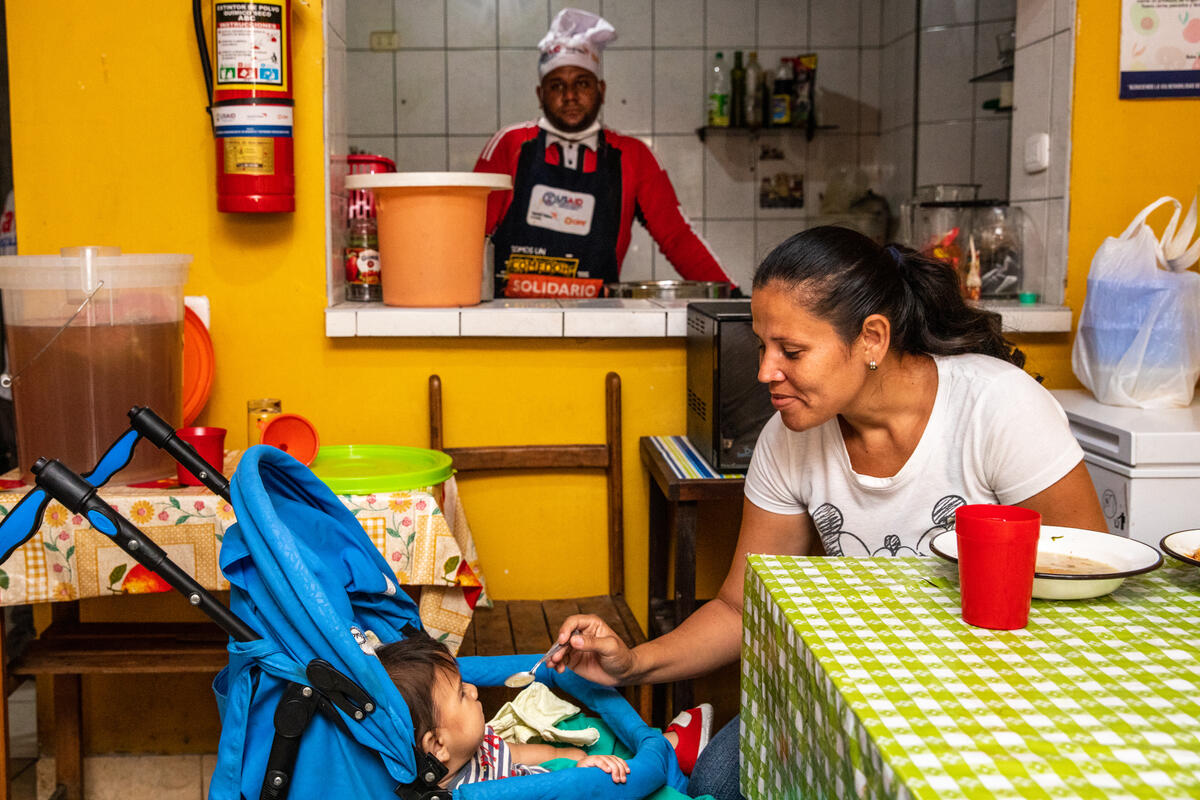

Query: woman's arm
left=550, top=498, right=819, bottom=686
left=1017, top=460, right=1107, bottom=532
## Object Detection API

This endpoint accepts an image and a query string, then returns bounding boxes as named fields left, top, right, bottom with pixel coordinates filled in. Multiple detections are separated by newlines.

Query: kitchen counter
left=325, top=298, right=1073, bottom=338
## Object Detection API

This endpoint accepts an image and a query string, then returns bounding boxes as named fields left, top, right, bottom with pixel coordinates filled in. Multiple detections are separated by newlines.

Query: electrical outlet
left=369, top=30, right=399, bottom=51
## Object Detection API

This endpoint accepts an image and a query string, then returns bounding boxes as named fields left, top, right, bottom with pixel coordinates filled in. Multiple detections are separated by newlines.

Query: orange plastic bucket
left=344, top=172, right=511, bottom=307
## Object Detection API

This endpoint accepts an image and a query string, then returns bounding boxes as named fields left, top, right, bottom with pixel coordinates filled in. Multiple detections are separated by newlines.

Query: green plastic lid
left=309, top=445, right=453, bottom=494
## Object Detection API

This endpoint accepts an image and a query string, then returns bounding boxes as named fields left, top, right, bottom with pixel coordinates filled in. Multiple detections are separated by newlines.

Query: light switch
left=1024, top=133, right=1050, bottom=174
left=369, top=30, right=399, bottom=51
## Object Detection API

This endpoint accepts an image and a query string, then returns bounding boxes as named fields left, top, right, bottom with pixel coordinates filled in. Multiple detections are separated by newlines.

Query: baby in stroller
left=380, top=633, right=714, bottom=789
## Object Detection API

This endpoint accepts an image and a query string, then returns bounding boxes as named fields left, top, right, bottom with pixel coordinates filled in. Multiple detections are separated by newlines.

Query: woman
left=547, top=226, right=1107, bottom=800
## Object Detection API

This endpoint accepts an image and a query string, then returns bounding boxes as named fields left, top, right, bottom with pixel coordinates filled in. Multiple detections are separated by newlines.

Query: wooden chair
left=428, top=372, right=650, bottom=720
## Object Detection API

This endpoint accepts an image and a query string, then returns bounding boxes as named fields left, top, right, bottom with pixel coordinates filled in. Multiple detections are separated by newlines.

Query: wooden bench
left=430, top=372, right=651, bottom=719
left=0, top=603, right=225, bottom=800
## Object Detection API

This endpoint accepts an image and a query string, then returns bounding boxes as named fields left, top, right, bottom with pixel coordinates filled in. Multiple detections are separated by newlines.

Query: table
left=0, top=458, right=490, bottom=800
left=640, top=435, right=744, bottom=717
left=742, top=555, right=1200, bottom=800
left=0, top=464, right=490, bottom=644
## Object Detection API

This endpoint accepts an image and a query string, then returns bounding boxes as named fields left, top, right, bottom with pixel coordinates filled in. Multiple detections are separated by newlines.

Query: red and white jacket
left=474, top=121, right=732, bottom=284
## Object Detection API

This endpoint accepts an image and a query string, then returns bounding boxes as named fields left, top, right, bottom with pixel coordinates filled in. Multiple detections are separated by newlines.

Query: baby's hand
left=576, top=754, right=629, bottom=783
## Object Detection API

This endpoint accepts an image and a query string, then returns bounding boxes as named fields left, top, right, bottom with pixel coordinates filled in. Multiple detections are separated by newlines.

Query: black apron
left=490, top=129, right=623, bottom=299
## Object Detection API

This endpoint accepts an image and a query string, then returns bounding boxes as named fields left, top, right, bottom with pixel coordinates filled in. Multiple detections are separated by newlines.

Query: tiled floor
left=6, top=683, right=213, bottom=800
left=8, top=680, right=36, bottom=800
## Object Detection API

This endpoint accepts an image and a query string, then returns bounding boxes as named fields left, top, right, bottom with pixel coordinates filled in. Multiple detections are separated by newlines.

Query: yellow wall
left=6, top=0, right=691, bottom=607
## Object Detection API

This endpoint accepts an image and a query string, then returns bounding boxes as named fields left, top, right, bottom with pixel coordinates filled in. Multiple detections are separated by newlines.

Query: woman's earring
left=868, top=359, right=878, bottom=371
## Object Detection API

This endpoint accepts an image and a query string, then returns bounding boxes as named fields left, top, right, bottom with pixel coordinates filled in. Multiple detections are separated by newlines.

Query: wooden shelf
left=695, top=123, right=838, bottom=143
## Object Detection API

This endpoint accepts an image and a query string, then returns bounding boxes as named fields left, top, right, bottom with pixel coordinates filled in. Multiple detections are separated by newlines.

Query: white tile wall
left=447, top=50, right=500, bottom=134
left=327, top=0, right=349, bottom=306
left=883, top=0, right=918, bottom=42
left=972, top=116, right=1011, bottom=200
left=1008, top=34, right=1052, bottom=201
left=344, top=0, right=911, bottom=281
left=602, top=49, right=654, bottom=134
left=1014, top=0, right=1053, bottom=48
left=811, top=0, right=861, bottom=47
left=1005, top=0, right=1074, bottom=306
left=916, top=120, right=974, bottom=187
left=757, top=0, right=809, bottom=49
left=910, top=0, right=1016, bottom=208
left=602, top=0, right=652, bottom=49
left=706, top=0, right=757, bottom=49
left=394, top=51, right=447, bottom=134
left=448, top=0, right=496, bottom=46
left=395, top=0, right=446, bottom=47
left=921, top=0, right=976, bottom=26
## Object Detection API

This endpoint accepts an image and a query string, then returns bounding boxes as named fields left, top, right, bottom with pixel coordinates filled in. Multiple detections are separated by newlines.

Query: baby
left=377, top=634, right=711, bottom=788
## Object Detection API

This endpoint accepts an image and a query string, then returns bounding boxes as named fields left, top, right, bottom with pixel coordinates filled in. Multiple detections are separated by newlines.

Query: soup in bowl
left=1160, top=529, right=1200, bottom=567
left=930, top=526, right=1163, bottom=600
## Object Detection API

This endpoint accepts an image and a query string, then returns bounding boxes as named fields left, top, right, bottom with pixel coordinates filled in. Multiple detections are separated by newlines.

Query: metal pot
left=604, top=280, right=731, bottom=299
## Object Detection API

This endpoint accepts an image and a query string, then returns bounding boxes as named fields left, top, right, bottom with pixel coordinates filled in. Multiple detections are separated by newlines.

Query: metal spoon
left=503, top=633, right=575, bottom=688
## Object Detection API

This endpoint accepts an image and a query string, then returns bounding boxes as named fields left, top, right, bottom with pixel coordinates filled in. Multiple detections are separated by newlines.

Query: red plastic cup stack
left=954, top=504, right=1041, bottom=630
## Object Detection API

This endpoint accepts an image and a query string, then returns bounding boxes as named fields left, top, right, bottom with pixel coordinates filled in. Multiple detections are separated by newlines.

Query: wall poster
left=1120, top=0, right=1200, bottom=98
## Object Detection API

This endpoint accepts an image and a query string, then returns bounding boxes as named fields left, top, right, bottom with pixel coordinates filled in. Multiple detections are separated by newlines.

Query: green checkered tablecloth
left=741, top=555, right=1200, bottom=800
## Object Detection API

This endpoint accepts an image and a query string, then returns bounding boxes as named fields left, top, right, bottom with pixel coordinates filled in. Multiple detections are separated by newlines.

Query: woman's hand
left=547, top=614, right=636, bottom=686
left=576, top=754, right=629, bottom=783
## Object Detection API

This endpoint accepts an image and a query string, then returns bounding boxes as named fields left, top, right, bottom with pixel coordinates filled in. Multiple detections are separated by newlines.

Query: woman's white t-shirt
left=743, top=353, right=1083, bottom=557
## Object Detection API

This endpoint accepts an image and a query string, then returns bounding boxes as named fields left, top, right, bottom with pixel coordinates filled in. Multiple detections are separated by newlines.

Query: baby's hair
left=377, top=633, right=458, bottom=745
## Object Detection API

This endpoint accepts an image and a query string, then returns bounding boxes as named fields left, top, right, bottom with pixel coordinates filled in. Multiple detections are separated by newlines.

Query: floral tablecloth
left=742, top=555, right=1200, bottom=800
left=0, top=462, right=490, bottom=654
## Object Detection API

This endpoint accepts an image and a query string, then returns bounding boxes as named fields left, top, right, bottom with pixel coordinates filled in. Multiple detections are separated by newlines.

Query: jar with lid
left=972, top=205, right=1024, bottom=299
left=247, top=398, right=281, bottom=448
left=344, top=217, right=382, bottom=302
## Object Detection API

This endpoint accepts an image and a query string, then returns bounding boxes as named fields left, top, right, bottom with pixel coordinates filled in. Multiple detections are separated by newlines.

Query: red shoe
left=666, top=703, right=713, bottom=776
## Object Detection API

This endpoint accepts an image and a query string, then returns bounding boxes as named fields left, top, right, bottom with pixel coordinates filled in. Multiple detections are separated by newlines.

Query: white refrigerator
left=1051, top=389, right=1200, bottom=548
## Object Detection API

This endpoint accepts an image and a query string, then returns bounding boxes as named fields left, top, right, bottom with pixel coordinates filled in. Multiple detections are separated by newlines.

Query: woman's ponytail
left=753, top=226, right=1025, bottom=368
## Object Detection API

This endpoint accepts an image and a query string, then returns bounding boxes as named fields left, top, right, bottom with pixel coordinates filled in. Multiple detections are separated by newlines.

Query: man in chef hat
left=475, top=8, right=733, bottom=300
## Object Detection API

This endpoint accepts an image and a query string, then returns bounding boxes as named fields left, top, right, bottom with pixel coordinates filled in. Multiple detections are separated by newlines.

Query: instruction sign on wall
left=1120, top=0, right=1200, bottom=98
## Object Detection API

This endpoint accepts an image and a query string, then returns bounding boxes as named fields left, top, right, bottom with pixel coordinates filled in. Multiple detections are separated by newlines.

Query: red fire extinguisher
left=195, top=0, right=295, bottom=213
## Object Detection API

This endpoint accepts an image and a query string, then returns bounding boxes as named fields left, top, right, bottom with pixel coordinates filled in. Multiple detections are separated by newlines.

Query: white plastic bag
left=1071, top=195, right=1200, bottom=408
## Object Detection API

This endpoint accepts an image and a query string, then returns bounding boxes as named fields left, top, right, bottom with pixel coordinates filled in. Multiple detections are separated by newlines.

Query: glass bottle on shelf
left=730, top=51, right=746, bottom=128
left=344, top=216, right=382, bottom=302
left=770, top=58, right=793, bottom=127
left=707, top=52, right=730, bottom=127
left=744, top=51, right=765, bottom=130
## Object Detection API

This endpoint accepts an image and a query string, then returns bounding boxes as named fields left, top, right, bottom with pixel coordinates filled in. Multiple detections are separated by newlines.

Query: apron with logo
left=490, top=129, right=622, bottom=299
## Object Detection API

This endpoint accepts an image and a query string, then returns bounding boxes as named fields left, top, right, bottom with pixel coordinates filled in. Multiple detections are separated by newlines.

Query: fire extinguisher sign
left=215, top=2, right=287, bottom=90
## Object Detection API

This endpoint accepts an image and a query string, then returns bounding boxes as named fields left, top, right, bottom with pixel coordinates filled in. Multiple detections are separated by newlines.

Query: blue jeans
left=687, top=714, right=746, bottom=800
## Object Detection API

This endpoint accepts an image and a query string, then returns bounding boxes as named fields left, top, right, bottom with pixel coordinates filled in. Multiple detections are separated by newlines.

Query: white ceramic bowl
left=929, top=526, right=1163, bottom=600
left=1161, top=529, right=1200, bottom=567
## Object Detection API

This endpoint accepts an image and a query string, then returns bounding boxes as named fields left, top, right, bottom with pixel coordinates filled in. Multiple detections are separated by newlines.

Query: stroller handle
left=31, top=457, right=259, bottom=643
left=129, top=406, right=231, bottom=501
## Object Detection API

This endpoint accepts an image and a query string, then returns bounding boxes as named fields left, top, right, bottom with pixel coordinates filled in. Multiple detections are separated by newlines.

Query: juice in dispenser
left=0, top=247, right=191, bottom=483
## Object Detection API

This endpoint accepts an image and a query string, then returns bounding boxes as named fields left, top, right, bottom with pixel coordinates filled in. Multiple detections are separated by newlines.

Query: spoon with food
left=504, top=632, right=578, bottom=688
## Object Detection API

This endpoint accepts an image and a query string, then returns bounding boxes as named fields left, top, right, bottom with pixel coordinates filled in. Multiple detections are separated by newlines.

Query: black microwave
left=686, top=301, right=775, bottom=471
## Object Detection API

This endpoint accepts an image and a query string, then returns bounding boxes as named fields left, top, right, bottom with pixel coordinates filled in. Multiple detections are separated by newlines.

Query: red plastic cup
left=955, top=504, right=1041, bottom=630
left=175, top=427, right=227, bottom=486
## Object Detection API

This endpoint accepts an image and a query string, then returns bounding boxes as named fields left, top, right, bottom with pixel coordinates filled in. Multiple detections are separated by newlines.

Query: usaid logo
left=540, top=190, right=585, bottom=210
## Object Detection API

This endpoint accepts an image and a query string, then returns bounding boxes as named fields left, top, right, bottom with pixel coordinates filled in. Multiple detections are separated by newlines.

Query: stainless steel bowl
left=604, top=280, right=731, bottom=299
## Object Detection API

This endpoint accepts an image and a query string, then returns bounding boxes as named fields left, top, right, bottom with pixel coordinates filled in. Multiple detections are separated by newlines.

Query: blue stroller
left=0, top=407, right=689, bottom=800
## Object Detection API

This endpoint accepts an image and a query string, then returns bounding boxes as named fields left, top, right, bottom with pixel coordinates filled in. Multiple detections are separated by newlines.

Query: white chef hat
left=537, top=8, right=617, bottom=80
